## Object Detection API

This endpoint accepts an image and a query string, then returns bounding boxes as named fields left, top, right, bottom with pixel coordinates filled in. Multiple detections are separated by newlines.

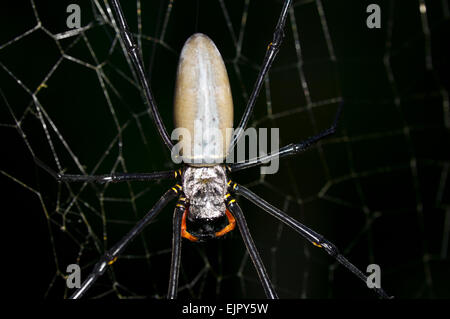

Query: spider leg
left=229, top=0, right=292, bottom=152
left=167, top=198, right=187, bottom=299
left=234, top=183, right=393, bottom=299
left=226, top=196, right=278, bottom=299
left=69, top=187, right=179, bottom=299
left=35, top=157, right=175, bottom=183
left=230, top=101, right=343, bottom=172
left=109, top=0, right=173, bottom=151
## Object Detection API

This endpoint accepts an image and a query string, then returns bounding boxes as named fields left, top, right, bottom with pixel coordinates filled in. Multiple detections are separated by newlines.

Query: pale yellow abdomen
left=173, top=33, right=233, bottom=166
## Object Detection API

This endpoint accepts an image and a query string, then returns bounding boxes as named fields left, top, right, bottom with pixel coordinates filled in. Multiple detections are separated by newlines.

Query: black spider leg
left=35, top=157, right=175, bottom=183
left=225, top=196, right=278, bottom=299
left=109, top=0, right=173, bottom=150
left=229, top=0, right=292, bottom=153
left=69, top=187, right=179, bottom=299
left=230, top=101, right=342, bottom=172
left=167, top=196, right=187, bottom=299
left=234, top=184, right=392, bottom=299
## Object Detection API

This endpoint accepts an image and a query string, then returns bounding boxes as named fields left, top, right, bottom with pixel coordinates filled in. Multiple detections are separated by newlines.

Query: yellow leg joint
left=37, top=83, right=48, bottom=92
left=108, top=256, right=118, bottom=265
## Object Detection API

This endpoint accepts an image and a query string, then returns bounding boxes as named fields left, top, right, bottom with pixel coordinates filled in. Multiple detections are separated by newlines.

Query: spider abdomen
left=174, top=33, right=234, bottom=165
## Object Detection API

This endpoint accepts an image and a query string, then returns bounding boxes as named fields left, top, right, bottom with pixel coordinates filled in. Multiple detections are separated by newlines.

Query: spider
left=36, top=0, right=391, bottom=299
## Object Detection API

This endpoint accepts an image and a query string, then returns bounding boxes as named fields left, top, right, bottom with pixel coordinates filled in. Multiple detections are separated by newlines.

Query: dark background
left=0, top=0, right=449, bottom=299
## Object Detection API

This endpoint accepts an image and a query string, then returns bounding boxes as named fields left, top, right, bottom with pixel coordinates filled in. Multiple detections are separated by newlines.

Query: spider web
left=1, top=0, right=449, bottom=299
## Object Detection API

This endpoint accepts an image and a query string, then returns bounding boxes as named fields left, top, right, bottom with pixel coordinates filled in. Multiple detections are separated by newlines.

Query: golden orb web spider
left=31, top=0, right=395, bottom=299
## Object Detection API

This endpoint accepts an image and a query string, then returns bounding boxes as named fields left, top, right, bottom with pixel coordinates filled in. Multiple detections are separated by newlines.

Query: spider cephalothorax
left=181, top=166, right=231, bottom=240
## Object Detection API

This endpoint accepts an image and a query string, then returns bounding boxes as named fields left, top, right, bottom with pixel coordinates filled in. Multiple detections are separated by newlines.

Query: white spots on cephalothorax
left=182, top=166, right=227, bottom=220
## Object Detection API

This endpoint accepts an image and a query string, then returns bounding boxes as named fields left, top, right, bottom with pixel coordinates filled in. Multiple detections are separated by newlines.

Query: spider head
left=182, top=165, right=228, bottom=241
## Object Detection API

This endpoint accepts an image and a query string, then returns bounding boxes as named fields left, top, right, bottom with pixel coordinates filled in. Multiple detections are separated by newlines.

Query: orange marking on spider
left=215, top=209, right=236, bottom=238
left=181, top=210, right=199, bottom=242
